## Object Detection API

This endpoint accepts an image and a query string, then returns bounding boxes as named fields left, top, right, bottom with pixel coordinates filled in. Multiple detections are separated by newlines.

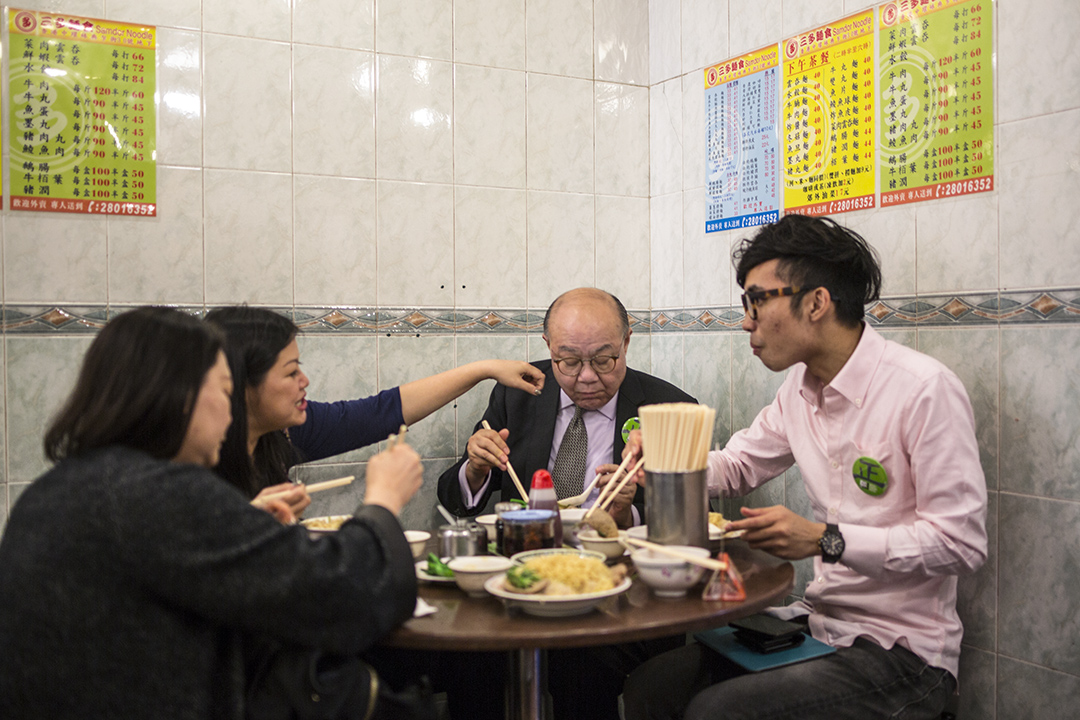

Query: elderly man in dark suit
left=439, top=287, right=696, bottom=527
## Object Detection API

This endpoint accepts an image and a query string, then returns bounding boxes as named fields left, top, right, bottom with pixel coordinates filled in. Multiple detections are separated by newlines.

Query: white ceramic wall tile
left=595, top=0, right=649, bottom=85
left=681, top=0, right=728, bottom=74
left=626, top=331, right=652, bottom=375
left=595, top=195, right=650, bottom=309
left=203, top=170, right=293, bottom=304
left=999, top=0, right=1080, bottom=124
left=595, top=83, right=649, bottom=197
left=454, top=0, right=526, bottom=70
left=6, top=336, right=93, bottom=483
left=203, top=0, right=290, bottom=41
left=378, top=335, right=457, bottom=458
left=526, top=191, right=595, bottom=308
left=683, top=186, right=732, bottom=308
left=650, top=333, right=685, bottom=389
left=293, top=175, right=377, bottom=307
left=650, top=78, right=683, bottom=197
left=294, top=46, right=375, bottom=178
left=528, top=334, right=551, bottom=363
left=294, top=334, right=380, bottom=464
left=453, top=335, right=530, bottom=453
left=375, top=180, right=454, bottom=307
left=294, top=0, right=374, bottom=51
left=155, top=29, right=202, bottom=168
left=842, top=206, right=916, bottom=297
left=35, top=1, right=102, bottom=19
left=650, top=191, right=684, bottom=309
left=203, top=35, right=292, bottom=172
left=106, top=0, right=200, bottom=30
left=454, top=65, right=526, bottom=189
left=681, top=70, right=705, bottom=191
left=916, top=194, right=999, bottom=294
left=526, top=74, right=594, bottom=193
left=526, top=0, right=593, bottom=78
left=454, top=186, right=528, bottom=309
left=684, top=332, right=733, bottom=443
left=4, top=212, right=106, bottom=303
left=782, top=0, right=845, bottom=37
left=999, top=109, right=1080, bottom=290
left=108, top=166, right=203, bottom=304
left=729, top=0, right=782, bottom=58
left=649, top=0, right=681, bottom=84
left=376, top=56, right=453, bottom=183
left=375, top=0, right=453, bottom=60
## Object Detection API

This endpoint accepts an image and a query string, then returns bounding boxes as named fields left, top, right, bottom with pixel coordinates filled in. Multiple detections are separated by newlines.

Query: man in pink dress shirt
left=623, top=214, right=987, bottom=720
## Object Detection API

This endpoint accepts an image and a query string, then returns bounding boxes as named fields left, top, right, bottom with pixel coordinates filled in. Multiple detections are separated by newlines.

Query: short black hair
left=733, top=214, right=882, bottom=327
left=543, top=289, right=630, bottom=336
left=204, top=306, right=301, bottom=497
left=45, top=307, right=224, bottom=462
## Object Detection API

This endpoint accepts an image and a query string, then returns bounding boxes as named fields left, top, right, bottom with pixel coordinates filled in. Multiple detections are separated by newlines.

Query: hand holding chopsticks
left=585, top=456, right=645, bottom=521
left=481, top=420, right=529, bottom=501
left=255, top=475, right=355, bottom=504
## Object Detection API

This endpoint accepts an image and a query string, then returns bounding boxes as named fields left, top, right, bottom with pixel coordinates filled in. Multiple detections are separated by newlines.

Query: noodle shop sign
left=7, top=8, right=157, bottom=216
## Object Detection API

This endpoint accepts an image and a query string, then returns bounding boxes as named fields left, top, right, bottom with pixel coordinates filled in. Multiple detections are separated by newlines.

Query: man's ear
left=807, top=287, right=833, bottom=322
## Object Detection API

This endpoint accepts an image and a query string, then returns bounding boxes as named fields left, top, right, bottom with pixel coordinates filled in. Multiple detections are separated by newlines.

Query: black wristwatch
left=819, top=523, right=845, bottom=563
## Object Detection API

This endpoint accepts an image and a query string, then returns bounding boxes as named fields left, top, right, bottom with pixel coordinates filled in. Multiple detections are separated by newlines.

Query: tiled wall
left=1, top=0, right=1078, bottom=718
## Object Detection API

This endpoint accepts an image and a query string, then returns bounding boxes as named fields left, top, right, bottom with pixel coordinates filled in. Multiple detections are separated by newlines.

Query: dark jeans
left=623, top=636, right=956, bottom=720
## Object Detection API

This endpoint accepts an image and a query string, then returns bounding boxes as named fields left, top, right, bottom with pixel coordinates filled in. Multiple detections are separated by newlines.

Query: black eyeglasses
left=740, top=286, right=819, bottom=321
left=552, top=352, right=621, bottom=376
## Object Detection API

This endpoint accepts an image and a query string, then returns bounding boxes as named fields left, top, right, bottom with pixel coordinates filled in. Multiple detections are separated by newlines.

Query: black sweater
left=0, top=446, right=416, bottom=720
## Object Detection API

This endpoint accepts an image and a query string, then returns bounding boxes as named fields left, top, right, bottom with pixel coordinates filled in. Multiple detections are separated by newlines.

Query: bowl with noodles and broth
left=485, top=548, right=630, bottom=616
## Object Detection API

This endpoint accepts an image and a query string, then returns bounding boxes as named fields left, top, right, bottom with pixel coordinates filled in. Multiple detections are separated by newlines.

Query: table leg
left=507, top=647, right=547, bottom=720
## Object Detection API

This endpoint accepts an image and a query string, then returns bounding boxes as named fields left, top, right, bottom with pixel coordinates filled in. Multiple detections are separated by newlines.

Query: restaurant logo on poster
left=7, top=9, right=157, bottom=216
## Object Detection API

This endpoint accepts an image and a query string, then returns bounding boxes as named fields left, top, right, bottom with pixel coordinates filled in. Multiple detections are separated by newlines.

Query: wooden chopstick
left=598, top=457, right=645, bottom=513
left=588, top=452, right=634, bottom=515
left=387, top=424, right=408, bottom=448
left=622, top=536, right=728, bottom=571
left=255, top=475, right=355, bottom=504
left=481, top=420, right=529, bottom=501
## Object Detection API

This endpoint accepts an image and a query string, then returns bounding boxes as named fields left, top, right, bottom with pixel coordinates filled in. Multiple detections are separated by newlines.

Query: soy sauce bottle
left=528, top=469, right=563, bottom=547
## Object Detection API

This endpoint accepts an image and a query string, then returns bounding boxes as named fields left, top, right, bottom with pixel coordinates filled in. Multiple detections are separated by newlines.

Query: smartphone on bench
left=729, top=614, right=807, bottom=654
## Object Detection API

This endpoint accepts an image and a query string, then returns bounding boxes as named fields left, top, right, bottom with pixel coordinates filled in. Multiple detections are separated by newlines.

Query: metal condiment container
left=438, top=523, right=488, bottom=557
left=644, top=469, right=709, bottom=549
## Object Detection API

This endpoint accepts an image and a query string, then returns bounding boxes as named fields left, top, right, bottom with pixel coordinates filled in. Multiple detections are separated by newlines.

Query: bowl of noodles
left=300, top=515, right=352, bottom=535
left=486, top=548, right=630, bottom=617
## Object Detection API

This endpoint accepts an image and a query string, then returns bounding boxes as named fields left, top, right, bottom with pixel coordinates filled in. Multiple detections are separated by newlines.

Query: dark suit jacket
left=437, top=360, right=696, bottom=517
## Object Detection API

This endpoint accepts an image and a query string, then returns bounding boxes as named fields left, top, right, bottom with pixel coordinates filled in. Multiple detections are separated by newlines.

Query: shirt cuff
left=836, top=522, right=889, bottom=579
left=458, top=461, right=490, bottom=510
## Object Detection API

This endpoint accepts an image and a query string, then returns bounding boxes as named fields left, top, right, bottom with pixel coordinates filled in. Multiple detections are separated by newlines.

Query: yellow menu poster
left=7, top=9, right=156, bottom=215
left=878, top=0, right=993, bottom=206
left=782, top=9, right=876, bottom=216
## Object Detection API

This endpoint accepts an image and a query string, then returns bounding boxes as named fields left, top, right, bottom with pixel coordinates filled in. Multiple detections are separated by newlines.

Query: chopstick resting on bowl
left=622, top=536, right=728, bottom=571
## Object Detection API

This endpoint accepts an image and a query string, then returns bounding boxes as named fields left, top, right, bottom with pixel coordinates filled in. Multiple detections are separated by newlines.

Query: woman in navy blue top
left=205, top=306, right=543, bottom=511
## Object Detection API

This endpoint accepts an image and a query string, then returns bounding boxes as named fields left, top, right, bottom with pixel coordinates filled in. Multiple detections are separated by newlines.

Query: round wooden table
left=382, top=542, right=794, bottom=720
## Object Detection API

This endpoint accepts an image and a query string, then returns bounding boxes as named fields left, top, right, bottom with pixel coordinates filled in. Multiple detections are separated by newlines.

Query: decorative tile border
left=3, top=290, right=1079, bottom=335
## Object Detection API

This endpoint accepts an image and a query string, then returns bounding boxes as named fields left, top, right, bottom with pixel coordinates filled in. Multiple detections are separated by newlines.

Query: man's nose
left=741, top=314, right=756, bottom=332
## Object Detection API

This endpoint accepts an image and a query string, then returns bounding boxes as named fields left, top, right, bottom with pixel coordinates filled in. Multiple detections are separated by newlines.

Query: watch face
left=821, top=534, right=843, bottom=556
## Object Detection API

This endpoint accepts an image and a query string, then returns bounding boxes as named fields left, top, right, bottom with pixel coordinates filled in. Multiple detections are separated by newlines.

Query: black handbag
left=246, top=643, right=436, bottom=720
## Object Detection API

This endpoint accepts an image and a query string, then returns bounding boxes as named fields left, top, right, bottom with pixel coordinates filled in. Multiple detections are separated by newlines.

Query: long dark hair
left=204, top=306, right=302, bottom=498
left=45, top=307, right=224, bottom=462
left=734, top=214, right=882, bottom=327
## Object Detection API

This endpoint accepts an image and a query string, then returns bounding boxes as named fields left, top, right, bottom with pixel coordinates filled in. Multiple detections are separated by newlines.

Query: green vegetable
left=426, top=553, right=454, bottom=578
left=509, top=498, right=527, bottom=507
left=505, top=565, right=541, bottom=589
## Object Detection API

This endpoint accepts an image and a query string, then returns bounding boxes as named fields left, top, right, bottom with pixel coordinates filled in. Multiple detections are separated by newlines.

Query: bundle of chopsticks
left=253, top=424, right=408, bottom=504
left=639, top=403, right=715, bottom=472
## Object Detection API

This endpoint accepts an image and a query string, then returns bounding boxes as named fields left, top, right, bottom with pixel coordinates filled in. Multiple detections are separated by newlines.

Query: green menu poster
left=878, top=0, right=993, bottom=206
left=8, top=8, right=156, bottom=215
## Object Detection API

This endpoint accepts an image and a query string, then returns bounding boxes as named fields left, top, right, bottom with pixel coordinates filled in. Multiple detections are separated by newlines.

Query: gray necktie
left=552, top=405, right=588, bottom=500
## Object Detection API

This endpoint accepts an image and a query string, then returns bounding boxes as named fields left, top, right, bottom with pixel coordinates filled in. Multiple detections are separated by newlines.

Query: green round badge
left=621, top=417, right=641, bottom=443
left=852, top=457, right=888, bottom=496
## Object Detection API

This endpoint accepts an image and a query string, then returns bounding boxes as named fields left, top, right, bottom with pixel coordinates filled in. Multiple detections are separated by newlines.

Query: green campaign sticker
left=852, top=456, right=888, bottom=497
left=621, top=417, right=640, bottom=443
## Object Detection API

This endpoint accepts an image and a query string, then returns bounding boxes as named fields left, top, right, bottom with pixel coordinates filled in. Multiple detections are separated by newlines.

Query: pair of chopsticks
left=252, top=424, right=409, bottom=505
left=481, top=420, right=529, bottom=501
left=583, top=454, right=645, bottom=521
left=621, top=536, right=728, bottom=572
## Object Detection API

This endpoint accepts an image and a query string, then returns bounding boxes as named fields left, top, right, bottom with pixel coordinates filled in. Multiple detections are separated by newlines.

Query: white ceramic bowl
left=447, top=555, right=514, bottom=597
left=626, top=524, right=723, bottom=541
left=403, top=530, right=431, bottom=560
left=577, top=529, right=628, bottom=561
left=559, top=508, right=587, bottom=527
left=300, top=515, right=352, bottom=535
left=631, top=546, right=711, bottom=598
left=476, top=514, right=498, bottom=542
